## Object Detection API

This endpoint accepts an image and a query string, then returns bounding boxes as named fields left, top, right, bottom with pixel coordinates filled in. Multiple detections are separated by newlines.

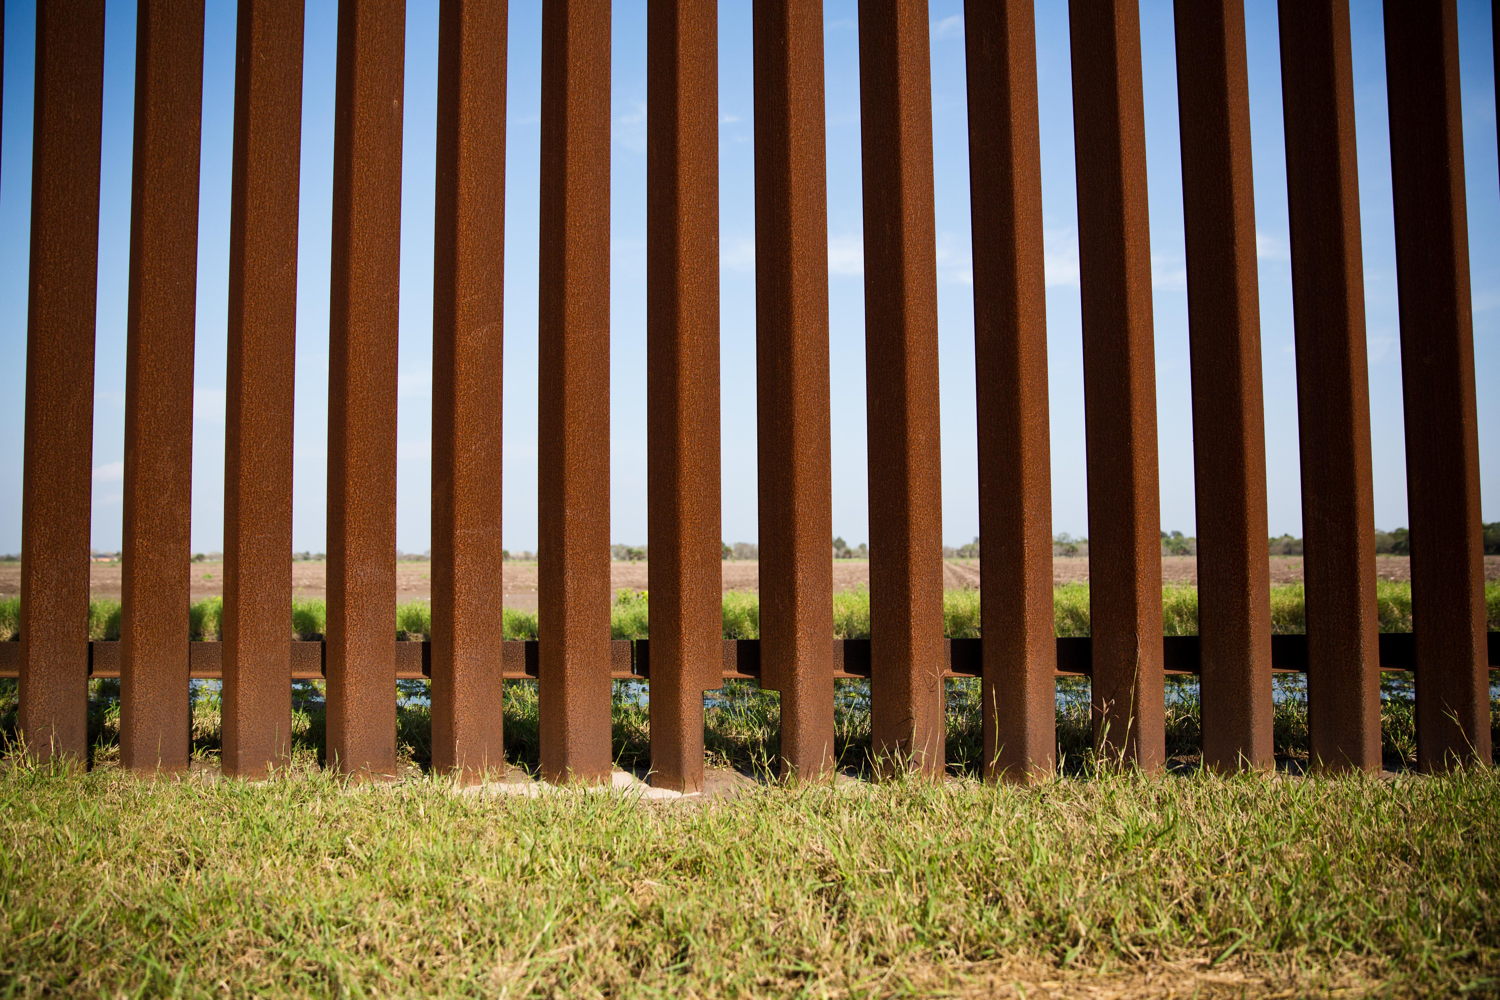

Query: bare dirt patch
left=0, top=554, right=1492, bottom=606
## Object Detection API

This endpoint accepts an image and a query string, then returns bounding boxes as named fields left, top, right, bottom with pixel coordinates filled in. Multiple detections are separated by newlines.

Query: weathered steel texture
left=1382, top=0, right=1490, bottom=770
left=325, top=0, right=405, bottom=780
left=857, top=0, right=946, bottom=779
left=752, top=0, right=836, bottom=781
left=120, top=0, right=206, bottom=775
left=19, top=0, right=106, bottom=765
left=1173, top=0, right=1273, bottom=772
left=538, top=0, right=613, bottom=785
left=647, top=0, right=721, bottom=793
left=224, top=0, right=303, bottom=779
left=963, top=0, right=1055, bottom=784
left=431, top=0, right=508, bottom=784
left=1277, top=0, right=1381, bottom=772
left=1068, top=0, right=1165, bottom=769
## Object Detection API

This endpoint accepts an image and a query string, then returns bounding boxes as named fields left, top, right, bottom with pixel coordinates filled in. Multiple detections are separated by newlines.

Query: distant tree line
left=1273, top=523, right=1500, bottom=557
left=942, top=538, right=980, bottom=559
left=832, top=537, right=867, bottom=560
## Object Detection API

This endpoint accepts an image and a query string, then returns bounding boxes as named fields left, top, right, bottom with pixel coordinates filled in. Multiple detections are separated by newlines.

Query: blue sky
left=0, top=0, right=1497, bottom=556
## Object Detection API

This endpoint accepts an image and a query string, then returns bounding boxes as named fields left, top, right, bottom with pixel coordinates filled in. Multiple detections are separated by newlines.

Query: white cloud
left=194, top=387, right=226, bottom=425
left=614, top=100, right=647, bottom=154
left=1044, top=228, right=1079, bottom=287
left=1256, top=231, right=1289, bottom=260
left=934, top=15, right=963, bottom=39
left=935, top=231, right=973, bottom=285
left=1472, top=288, right=1500, bottom=312
left=1367, top=329, right=1398, bottom=365
left=93, top=461, right=124, bottom=483
left=721, top=236, right=755, bottom=273
left=397, top=439, right=431, bottom=461
left=398, top=370, right=431, bottom=398
left=720, top=112, right=741, bottom=124
left=1151, top=253, right=1186, bottom=291
left=828, top=233, right=864, bottom=276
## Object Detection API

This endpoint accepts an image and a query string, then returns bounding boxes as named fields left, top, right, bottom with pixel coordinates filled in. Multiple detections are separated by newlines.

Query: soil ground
left=2, top=554, right=1495, bottom=608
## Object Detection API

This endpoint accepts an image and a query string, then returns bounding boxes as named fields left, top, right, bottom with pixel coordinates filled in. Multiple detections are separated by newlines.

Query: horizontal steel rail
left=2, top=633, right=1494, bottom=683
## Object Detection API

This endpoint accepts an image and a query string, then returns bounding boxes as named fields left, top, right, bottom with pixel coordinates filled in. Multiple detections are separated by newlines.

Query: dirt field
left=2, top=554, right=1492, bottom=608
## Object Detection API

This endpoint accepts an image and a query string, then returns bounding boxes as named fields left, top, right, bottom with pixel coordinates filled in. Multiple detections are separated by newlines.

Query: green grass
left=0, top=761, right=1496, bottom=997
left=2, top=587, right=1498, bottom=994
left=1, top=580, right=1496, bottom=643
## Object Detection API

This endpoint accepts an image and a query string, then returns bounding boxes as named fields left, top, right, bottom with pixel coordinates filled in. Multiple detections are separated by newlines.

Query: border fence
left=3, top=0, right=1496, bottom=788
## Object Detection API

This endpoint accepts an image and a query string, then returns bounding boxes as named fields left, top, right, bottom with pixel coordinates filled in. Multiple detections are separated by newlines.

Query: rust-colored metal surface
left=19, top=1, right=106, bottom=765
left=1173, top=0, right=1273, bottom=772
left=223, top=0, right=303, bottom=779
left=1068, top=0, right=1165, bottom=769
left=752, top=0, right=835, bottom=781
left=1382, top=0, right=1491, bottom=770
left=431, top=0, right=508, bottom=784
left=538, top=0, right=613, bottom=785
left=857, top=0, right=946, bottom=779
left=119, top=0, right=206, bottom=775
left=1277, top=0, right=1381, bottom=772
left=963, top=0, right=1055, bottom=784
left=647, top=0, right=721, bottom=793
left=326, top=0, right=405, bottom=780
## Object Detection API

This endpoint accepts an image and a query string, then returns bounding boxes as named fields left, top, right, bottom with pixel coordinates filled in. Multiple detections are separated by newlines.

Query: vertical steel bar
left=18, top=0, right=106, bottom=765
left=223, top=0, right=303, bottom=779
left=1069, top=0, right=1165, bottom=769
left=538, top=0, right=612, bottom=785
left=963, top=0, right=1055, bottom=784
left=1277, top=0, right=1381, bottom=772
left=752, top=0, right=835, bottom=781
left=120, top=0, right=206, bottom=775
left=1174, top=0, right=1273, bottom=772
left=326, top=0, right=405, bottom=779
left=431, top=0, right=508, bottom=783
left=858, top=0, right=946, bottom=779
left=647, top=0, right=721, bottom=793
left=1383, top=0, right=1490, bottom=770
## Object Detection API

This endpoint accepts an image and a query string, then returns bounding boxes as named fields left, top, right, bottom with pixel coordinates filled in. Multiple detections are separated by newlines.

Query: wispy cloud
left=721, top=236, right=755, bottom=273
left=1044, top=228, right=1079, bottom=287
left=1151, top=252, right=1186, bottom=291
left=93, top=461, right=124, bottom=483
left=614, top=100, right=647, bottom=154
left=398, top=370, right=431, bottom=398
left=828, top=233, right=864, bottom=276
left=1472, top=287, right=1500, bottom=312
left=194, top=388, right=226, bottom=425
left=1256, top=231, right=1289, bottom=260
left=934, top=15, right=963, bottom=39
left=1367, top=328, right=1398, bottom=365
left=397, top=440, right=431, bottom=461
left=936, top=231, right=973, bottom=285
left=720, top=112, right=741, bottom=124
